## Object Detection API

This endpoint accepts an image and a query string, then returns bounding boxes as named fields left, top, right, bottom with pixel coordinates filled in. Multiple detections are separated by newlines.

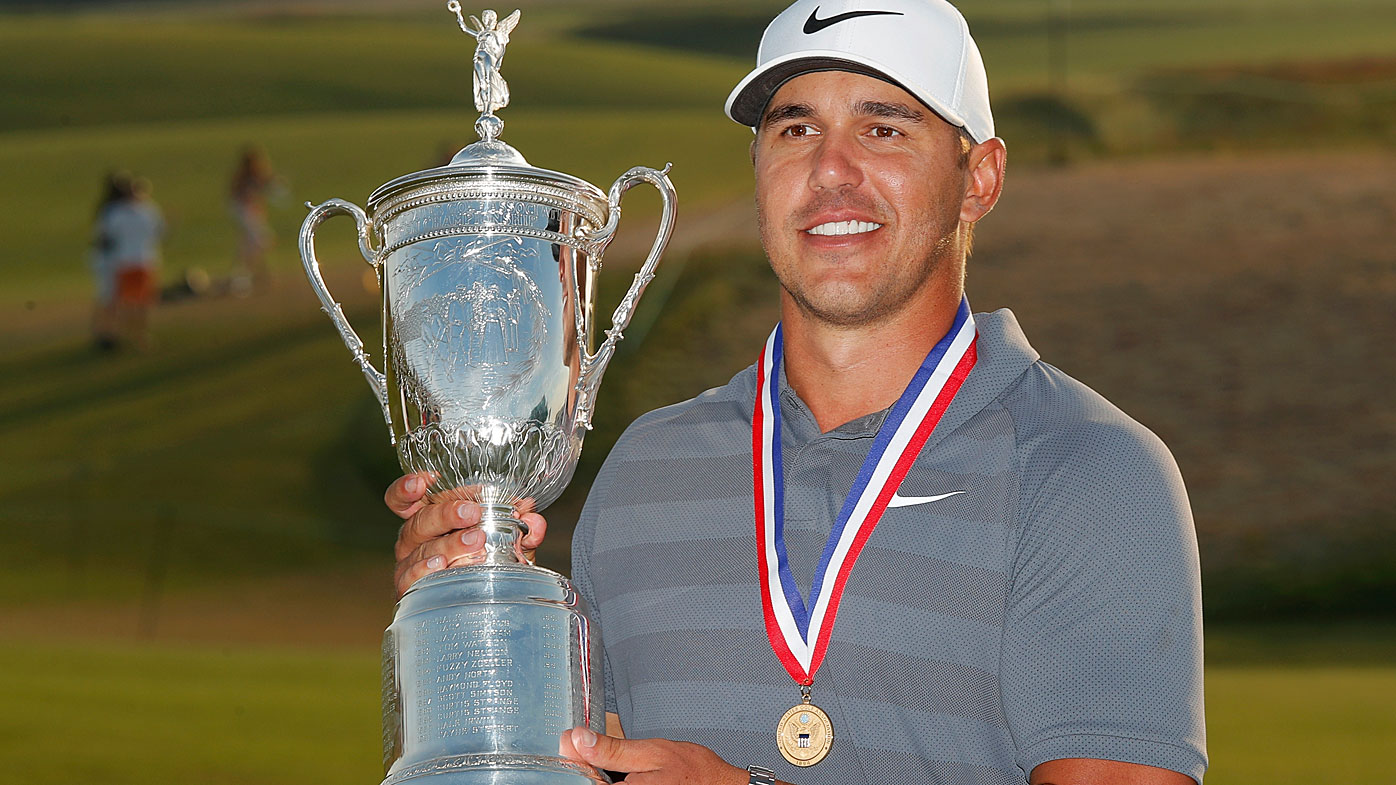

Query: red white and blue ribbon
left=567, top=590, right=593, bottom=725
left=577, top=618, right=593, bottom=724
left=752, top=297, right=978, bottom=685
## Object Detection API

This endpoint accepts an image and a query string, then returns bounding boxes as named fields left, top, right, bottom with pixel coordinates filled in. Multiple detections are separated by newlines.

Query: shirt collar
left=776, top=356, right=889, bottom=444
left=745, top=307, right=1040, bottom=447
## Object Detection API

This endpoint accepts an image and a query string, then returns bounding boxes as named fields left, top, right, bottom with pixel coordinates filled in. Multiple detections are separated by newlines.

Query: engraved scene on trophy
left=390, top=235, right=550, bottom=408
left=381, top=197, right=587, bottom=507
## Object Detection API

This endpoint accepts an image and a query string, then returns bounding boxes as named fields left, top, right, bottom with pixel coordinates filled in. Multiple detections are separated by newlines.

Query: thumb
left=564, top=727, right=652, bottom=774
left=558, top=727, right=583, bottom=761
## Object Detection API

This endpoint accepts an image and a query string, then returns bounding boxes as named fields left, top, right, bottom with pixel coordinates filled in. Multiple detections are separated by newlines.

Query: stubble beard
left=757, top=192, right=960, bottom=329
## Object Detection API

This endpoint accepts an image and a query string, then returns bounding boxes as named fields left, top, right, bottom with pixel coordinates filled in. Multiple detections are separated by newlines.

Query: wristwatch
left=747, top=764, right=777, bottom=785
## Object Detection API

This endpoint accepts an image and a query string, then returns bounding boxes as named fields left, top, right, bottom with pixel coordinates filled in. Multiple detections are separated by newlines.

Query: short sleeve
left=1002, top=417, right=1207, bottom=783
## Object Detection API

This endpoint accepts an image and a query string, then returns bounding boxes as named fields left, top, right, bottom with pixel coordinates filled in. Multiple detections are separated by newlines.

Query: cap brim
left=724, top=52, right=974, bottom=140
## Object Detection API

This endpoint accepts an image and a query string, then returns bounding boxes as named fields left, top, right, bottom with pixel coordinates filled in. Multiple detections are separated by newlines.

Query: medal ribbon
left=566, top=590, right=593, bottom=724
left=753, top=297, right=978, bottom=685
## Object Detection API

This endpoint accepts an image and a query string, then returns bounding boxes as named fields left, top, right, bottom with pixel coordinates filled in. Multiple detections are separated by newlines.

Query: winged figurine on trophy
left=448, top=2, right=521, bottom=142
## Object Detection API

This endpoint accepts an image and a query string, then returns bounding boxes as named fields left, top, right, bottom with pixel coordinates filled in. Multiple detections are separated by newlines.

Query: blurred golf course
left=1, top=0, right=1393, bottom=782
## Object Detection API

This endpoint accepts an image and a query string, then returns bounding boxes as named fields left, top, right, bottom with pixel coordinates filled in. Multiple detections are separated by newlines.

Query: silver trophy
left=298, top=6, right=676, bottom=783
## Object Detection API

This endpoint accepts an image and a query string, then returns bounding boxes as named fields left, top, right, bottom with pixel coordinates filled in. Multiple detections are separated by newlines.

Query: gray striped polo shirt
left=571, top=309, right=1206, bottom=784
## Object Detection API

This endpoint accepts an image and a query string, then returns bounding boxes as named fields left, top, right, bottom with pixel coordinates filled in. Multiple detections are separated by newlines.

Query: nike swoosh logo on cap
left=886, top=490, right=967, bottom=508
left=803, top=7, right=905, bottom=35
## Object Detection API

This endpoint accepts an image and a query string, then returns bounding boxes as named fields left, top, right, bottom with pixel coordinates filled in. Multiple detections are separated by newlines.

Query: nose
left=808, top=133, right=863, bottom=192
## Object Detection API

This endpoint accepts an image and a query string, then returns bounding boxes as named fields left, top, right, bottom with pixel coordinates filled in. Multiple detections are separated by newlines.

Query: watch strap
left=747, top=764, right=777, bottom=785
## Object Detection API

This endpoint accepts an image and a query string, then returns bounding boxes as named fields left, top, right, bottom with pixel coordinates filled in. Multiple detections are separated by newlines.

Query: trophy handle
left=299, top=198, right=392, bottom=426
left=573, top=164, right=676, bottom=430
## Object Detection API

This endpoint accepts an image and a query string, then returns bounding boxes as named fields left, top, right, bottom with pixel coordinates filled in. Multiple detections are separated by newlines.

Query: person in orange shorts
left=100, top=176, right=165, bottom=350
left=89, top=171, right=130, bottom=351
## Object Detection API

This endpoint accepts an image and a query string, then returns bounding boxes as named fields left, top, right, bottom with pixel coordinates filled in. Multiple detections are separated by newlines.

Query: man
left=388, top=1, right=1206, bottom=783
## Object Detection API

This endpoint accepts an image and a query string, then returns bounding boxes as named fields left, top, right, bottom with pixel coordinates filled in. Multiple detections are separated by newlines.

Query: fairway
left=1206, top=665, right=1396, bottom=783
left=0, top=106, right=754, bottom=302
left=3, top=1, right=1393, bottom=783
left=5, top=0, right=1396, bottom=297
left=2, top=629, right=1392, bottom=785
left=0, top=639, right=383, bottom=785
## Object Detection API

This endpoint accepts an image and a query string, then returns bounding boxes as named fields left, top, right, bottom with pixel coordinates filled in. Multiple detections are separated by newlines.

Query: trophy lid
left=367, top=5, right=607, bottom=213
left=366, top=150, right=607, bottom=214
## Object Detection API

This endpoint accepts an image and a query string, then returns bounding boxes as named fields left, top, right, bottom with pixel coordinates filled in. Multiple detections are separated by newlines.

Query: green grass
left=1, top=624, right=1391, bottom=784
left=6, top=0, right=1396, bottom=299
left=577, top=0, right=1396, bottom=89
left=0, top=242, right=776, bottom=604
left=576, top=0, right=1396, bottom=159
left=0, top=288, right=396, bottom=601
left=11, top=0, right=1389, bottom=132
left=1206, top=664, right=1395, bottom=783
left=1, top=6, right=1392, bottom=778
left=0, top=105, right=753, bottom=301
left=0, top=12, right=741, bottom=133
left=0, top=639, right=382, bottom=785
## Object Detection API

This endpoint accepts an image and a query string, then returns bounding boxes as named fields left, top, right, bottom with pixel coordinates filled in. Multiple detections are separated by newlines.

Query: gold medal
left=776, top=692, right=833, bottom=767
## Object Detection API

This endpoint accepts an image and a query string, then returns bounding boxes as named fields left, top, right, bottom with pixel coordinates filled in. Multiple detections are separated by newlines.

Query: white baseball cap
left=725, top=0, right=995, bottom=143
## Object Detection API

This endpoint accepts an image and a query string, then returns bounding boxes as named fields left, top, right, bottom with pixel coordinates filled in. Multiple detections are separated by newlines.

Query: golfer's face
left=752, top=71, right=969, bottom=327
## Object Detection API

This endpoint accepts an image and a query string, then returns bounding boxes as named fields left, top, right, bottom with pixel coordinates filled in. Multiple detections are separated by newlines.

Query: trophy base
left=383, top=752, right=609, bottom=784
left=382, top=565, right=609, bottom=785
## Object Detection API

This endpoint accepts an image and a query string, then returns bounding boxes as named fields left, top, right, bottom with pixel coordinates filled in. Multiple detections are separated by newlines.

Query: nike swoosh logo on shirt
left=803, top=7, right=905, bottom=35
left=886, top=490, right=967, bottom=508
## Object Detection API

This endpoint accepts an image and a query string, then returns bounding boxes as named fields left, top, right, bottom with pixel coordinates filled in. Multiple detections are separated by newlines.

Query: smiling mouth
left=806, top=220, right=883, bottom=237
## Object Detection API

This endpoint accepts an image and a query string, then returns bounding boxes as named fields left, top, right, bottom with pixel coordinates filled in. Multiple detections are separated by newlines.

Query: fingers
left=558, top=724, right=582, bottom=761
left=562, top=728, right=653, bottom=774
left=519, top=510, right=547, bottom=552
left=390, top=494, right=550, bottom=597
left=394, top=525, right=487, bottom=596
left=385, top=472, right=435, bottom=520
left=394, top=500, right=482, bottom=561
left=560, top=728, right=745, bottom=784
left=393, top=500, right=483, bottom=598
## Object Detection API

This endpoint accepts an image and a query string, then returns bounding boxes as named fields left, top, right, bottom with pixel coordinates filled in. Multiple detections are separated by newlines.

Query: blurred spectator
left=101, top=176, right=165, bottom=351
left=229, top=144, right=286, bottom=293
left=89, top=171, right=131, bottom=352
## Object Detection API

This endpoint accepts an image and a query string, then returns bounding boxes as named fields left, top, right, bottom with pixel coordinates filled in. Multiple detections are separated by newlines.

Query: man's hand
left=387, top=472, right=547, bottom=598
left=559, top=727, right=748, bottom=785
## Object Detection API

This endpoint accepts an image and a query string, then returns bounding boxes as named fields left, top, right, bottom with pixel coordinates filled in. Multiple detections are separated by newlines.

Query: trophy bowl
left=303, top=152, right=675, bottom=542
left=296, top=6, right=676, bottom=783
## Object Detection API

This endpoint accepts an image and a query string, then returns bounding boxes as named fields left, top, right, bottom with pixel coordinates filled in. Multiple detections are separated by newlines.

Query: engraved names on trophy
left=410, top=607, right=570, bottom=744
left=414, top=611, right=521, bottom=743
left=538, top=616, right=568, bottom=727
left=382, top=631, right=404, bottom=769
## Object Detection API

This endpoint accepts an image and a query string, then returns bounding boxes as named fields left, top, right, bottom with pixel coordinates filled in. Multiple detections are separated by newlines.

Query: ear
left=749, top=137, right=758, bottom=167
left=960, top=138, right=1007, bottom=224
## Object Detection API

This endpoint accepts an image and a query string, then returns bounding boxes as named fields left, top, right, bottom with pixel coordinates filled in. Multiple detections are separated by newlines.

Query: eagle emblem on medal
left=776, top=701, right=833, bottom=766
